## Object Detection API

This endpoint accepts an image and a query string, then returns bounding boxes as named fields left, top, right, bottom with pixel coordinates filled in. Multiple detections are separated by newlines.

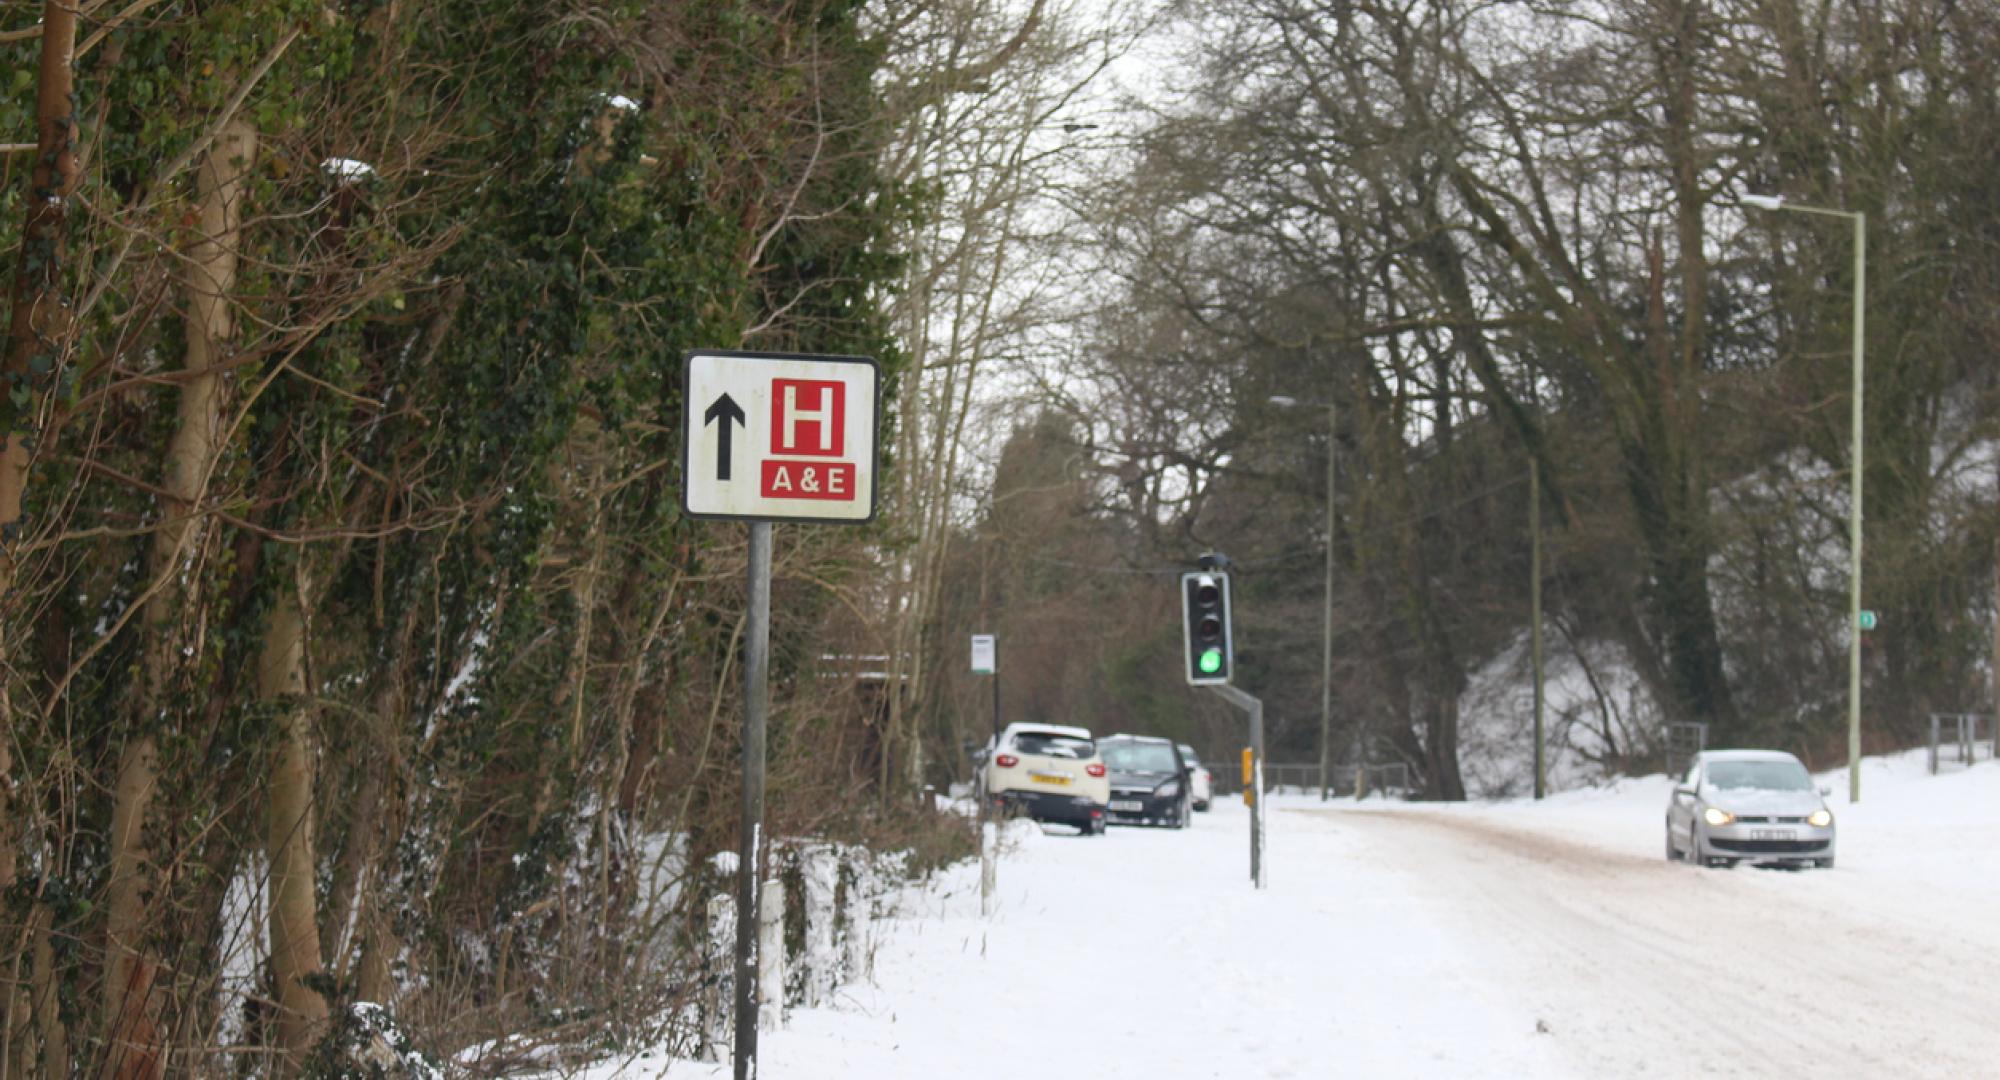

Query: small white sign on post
left=682, top=350, right=881, bottom=524
left=970, top=634, right=996, bottom=674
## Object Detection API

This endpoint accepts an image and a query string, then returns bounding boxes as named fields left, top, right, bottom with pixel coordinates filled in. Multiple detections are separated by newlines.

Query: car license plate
left=1751, top=829, right=1796, bottom=841
left=1110, top=800, right=1142, bottom=812
left=1029, top=772, right=1070, bottom=785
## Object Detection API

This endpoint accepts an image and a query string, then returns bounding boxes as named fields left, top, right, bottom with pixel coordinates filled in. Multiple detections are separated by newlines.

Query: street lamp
left=1268, top=394, right=1340, bottom=800
left=1743, top=192, right=1866, bottom=803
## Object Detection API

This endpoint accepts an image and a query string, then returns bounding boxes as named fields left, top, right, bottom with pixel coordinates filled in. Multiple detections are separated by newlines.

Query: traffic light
left=1181, top=570, right=1233, bottom=685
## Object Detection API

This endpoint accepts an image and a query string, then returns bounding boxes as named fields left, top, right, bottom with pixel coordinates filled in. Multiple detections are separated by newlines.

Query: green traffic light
left=1199, top=648, right=1223, bottom=674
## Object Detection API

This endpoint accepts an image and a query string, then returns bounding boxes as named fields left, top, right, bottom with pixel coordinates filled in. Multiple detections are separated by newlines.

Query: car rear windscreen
left=1011, top=732, right=1093, bottom=759
left=1102, top=741, right=1178, bottom=773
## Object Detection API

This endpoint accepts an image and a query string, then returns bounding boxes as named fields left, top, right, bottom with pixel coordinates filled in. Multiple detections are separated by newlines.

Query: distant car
left=982, top=723, right=1110, bottom=834
left=1178, top=744, right=1213, bottom=812
left=1666, top=750, right=1835, bottom=869
left=1099, top=735, right=1192, bottom=828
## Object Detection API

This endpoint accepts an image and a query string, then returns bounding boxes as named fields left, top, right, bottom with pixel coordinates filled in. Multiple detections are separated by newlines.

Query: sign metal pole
left=682, top=350, right=879, bottom=1078
left=972, top=632, right=1000, bottom=916
left=733, top=522, right=772, bottom=1080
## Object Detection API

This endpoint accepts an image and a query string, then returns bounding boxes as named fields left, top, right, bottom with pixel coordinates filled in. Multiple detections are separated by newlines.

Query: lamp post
left=1269, top=394, right=1338, bottom=800
left=1742, top=192, right=1866, bottom=803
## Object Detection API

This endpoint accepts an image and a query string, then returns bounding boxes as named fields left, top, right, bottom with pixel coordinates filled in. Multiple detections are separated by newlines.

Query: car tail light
left=996, top=754, right=1019, bottom=768
left=1085, top=763, right=1106, bottom=777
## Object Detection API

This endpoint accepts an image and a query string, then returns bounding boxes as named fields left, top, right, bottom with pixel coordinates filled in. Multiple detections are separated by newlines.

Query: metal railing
left=1210, top=762, right=1412, bottom=798
left=1928, top=713, right=1992, bottom=775
left=1663, top=722, right=1708, bottom=779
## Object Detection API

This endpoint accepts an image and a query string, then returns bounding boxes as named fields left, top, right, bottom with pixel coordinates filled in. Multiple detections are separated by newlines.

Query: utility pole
left=1739, top=195, right=1866, bottom=801
left=1270, top=395, right=1338, bottom=800
left=1847, top=210, right=1866, bottom=803
left=1318, top=401, right=1336, bottom=800
left=1531, top=458, right=1545, bottom=800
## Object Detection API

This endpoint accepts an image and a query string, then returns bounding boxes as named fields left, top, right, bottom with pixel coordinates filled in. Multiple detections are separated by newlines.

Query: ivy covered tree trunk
left=101, top=117, right=258, bottom=1080
left=2, top=4, right=83, bottom=994
left=261, top=567, right=330, bottom=1070
left=0, top=0, right=80, bottom=577
left=1627, top=438, right=1739, bottom=737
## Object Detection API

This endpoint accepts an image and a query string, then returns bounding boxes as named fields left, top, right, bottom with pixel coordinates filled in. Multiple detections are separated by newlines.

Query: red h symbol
left=770, top=379, right=845, bottom=457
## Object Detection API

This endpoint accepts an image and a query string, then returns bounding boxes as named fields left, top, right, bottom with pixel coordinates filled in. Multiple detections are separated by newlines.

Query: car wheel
left=1195, top=799, right=1210, bottom=813
left=1817, top=857, right=1834, bottom=869
left=1687, top=824, right=1704, bottom=867
left=1664, top=822, right=1679, bottom=862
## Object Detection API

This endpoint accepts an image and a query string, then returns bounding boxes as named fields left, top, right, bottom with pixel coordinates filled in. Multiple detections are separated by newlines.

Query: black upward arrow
left=704, top=393, right=747, bottom=481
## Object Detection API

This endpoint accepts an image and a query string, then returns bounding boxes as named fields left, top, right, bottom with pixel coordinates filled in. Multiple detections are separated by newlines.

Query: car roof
left=1103, top=734, right=1174, bottom=745
left=1696, top=749, right=1805, bottom=764
left=1001, top=722, right=1093, bottom=741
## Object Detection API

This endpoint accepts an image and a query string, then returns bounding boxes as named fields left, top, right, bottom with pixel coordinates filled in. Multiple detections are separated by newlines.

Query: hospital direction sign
left=681, top=351, right=880, bottom=524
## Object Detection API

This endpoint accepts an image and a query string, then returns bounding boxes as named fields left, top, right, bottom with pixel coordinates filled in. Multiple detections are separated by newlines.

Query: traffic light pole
left=1207, top=684, right=1266, bottom=889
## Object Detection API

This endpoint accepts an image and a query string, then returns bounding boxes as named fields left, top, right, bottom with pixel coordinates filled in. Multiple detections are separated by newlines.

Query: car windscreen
left=1010, top=732, right=1093, bottom=759
left=1101, top=741, right=1178, bottom=773
left=1705, top=760, right=1813, bottom=791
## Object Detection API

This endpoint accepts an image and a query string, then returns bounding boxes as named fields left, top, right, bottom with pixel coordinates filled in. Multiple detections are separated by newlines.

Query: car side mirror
left=1674, top=784, right=1694, bottom=797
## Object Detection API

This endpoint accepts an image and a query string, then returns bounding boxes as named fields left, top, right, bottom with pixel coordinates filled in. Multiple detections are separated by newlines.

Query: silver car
left=1666, top=750, right=1836, bottom=869
left=1177, top=743, right=1213, bottom=811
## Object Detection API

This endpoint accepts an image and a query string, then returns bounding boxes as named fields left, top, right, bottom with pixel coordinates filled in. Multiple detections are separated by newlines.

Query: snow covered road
left=602, top=752, right=2000, bottom=1079
left=1324, top=804, right=1999, bottom=1077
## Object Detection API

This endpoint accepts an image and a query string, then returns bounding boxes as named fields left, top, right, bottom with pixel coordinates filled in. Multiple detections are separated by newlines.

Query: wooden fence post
left=757, top=877, right=786, bottom=1030
left=980, top=822, right=997, bottom=918
left=803, top=848, right=837, bottom=1006
left=841, top=853, right=874, bottom=985
left=703, top=893, right=735, bottom=1062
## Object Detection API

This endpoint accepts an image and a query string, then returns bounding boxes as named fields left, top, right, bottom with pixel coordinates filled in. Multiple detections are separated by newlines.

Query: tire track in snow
left=1299, top=807, right=1994, bottom=1077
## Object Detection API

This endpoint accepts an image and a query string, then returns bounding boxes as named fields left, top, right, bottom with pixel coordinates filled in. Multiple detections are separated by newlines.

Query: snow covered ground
left=559, top=746, right=2000, bottom=1078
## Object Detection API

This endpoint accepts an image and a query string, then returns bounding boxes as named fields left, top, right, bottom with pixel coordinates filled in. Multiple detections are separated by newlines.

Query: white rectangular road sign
left=970, top=634, right=996, bottom=674
left=682, top=351, right=880, bottom=523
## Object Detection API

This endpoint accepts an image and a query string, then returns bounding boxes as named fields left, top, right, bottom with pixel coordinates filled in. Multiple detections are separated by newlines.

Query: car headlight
left=1807, top=808, right=1833, bottom=828
left=1702, top=806, right=1735, bottom=827
left=1157, top=781, right=1181, bottom=799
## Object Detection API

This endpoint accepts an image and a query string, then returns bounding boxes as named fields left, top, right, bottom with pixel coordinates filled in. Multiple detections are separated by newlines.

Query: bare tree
left=870, top=0, right=1144, bottom=788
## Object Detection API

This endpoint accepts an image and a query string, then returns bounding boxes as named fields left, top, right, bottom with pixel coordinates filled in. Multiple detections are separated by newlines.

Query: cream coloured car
left=982, top=723, right=1111, bottom=834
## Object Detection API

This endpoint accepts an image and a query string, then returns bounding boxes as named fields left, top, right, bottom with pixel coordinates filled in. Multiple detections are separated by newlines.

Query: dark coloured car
left=1098, top=735, right=1193, bottom=828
